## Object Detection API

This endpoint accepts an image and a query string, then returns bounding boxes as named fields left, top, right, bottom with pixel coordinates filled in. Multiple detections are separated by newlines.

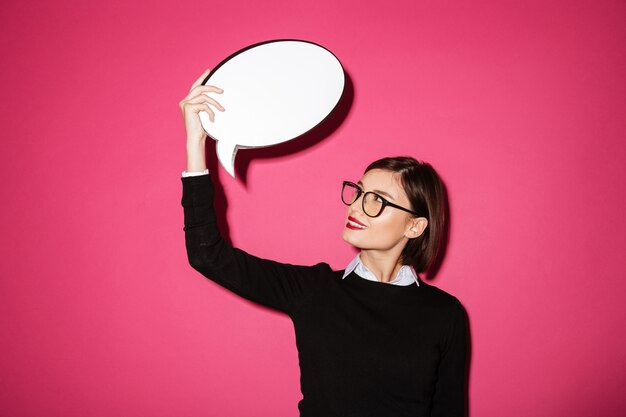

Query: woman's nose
left=349, top=195, right=364, bottom=214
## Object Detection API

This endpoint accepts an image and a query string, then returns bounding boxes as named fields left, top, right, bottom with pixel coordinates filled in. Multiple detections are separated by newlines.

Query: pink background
left=1, top=0, right=625, bottom=416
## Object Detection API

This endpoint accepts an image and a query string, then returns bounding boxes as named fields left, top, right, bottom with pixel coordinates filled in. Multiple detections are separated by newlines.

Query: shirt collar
left=342, top=254, right=419, bottom=286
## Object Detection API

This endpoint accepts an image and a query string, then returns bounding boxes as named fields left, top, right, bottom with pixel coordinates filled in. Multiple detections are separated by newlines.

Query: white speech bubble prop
left=199, top=40, right=345, bottom=177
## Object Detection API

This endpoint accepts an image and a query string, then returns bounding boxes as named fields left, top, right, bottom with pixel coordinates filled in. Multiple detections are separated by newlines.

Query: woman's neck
left=359, top=250, right=403, bottom=283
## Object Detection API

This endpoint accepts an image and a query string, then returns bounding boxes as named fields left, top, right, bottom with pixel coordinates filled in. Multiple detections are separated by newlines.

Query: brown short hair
left=365, top=156, right=447, bottom=273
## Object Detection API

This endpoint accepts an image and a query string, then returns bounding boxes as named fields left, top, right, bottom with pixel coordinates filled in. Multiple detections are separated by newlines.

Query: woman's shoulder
left=416, top=279, right=465, bottom=313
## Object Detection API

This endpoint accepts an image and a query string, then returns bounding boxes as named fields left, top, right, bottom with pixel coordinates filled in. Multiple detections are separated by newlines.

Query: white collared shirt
left=182, top=169, right=209, bottom=177
left=342, top=254, right=419, bottom=286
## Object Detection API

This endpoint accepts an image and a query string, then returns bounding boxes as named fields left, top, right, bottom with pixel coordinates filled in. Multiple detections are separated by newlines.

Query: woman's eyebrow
left=357, top=181, right=396, bottom=200
left=374, top=189, right=395, bottom=200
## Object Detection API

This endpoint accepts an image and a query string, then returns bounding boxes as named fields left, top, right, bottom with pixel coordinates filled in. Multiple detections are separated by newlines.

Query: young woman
left=180, top=69, right=467, bottom=417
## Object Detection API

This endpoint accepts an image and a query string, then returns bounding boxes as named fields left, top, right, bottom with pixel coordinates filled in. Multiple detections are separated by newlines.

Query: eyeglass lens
left=342, top=183, right=384, bottom=217
left=341, top=183, right=359, bottom=205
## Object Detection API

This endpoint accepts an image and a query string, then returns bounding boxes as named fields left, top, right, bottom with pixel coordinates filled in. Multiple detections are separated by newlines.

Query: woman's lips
left=346, top=216, right=367, bottom=230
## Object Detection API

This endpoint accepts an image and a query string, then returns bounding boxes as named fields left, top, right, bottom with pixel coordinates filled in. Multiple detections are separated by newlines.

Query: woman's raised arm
left=179, top=69, right=331, bottom=316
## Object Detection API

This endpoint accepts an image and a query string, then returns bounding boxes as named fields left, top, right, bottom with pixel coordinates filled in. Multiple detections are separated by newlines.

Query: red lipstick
left=346, top=216, right=367, bottom=230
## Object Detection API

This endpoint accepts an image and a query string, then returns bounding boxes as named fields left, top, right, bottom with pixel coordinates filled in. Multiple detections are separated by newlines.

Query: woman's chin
left=342, top=229, right=362, bottom=248
left=341, top=228, right=350, bottom=243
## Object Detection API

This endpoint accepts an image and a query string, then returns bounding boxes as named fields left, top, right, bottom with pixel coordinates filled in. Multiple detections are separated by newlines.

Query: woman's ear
left=405, top=217, right=428, bottom=239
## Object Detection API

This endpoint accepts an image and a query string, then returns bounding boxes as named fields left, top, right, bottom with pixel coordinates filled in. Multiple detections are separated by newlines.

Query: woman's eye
left=366, top=194, right=383, bottom=205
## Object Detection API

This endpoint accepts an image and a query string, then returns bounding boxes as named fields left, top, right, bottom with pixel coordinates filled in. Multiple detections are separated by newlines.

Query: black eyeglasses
left=341, top=181, right=421, bottom=218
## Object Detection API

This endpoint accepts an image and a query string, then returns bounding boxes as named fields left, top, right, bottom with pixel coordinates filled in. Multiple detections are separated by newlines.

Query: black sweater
left=182, top=174, right=467, bottom=417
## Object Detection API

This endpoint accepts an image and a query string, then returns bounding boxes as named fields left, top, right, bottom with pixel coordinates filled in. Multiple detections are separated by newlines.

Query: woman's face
left=342, top=169, right=420, bottom=254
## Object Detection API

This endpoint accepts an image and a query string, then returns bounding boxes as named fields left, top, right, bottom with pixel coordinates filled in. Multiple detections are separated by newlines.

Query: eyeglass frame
left=341, top=181, right=423, bottom=218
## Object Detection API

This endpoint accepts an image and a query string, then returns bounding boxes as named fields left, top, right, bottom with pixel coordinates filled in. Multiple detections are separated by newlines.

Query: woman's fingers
left=190, top=68, right=212, bottom=91
left=179, top=69, right=224, bottom=138
left=206, top=96, right=224, bottom=112
left=181, top=85, right=222, bottom=101
left=181, top=85, right=224, bottom=106
left=179, top=95, right=224, bottom=124
left=182, top=99, right=215, bottom=118
left=189, top=103, right=215, bottom=122
left=190, top=84, right=223, bottom=96
left=185, top=93, right=225, bottom=112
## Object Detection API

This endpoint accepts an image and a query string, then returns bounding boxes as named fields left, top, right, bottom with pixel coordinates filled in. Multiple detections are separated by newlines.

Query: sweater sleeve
left=431, top=299, right=468, bottom=417
left=182, top=174, right=330, bottom=316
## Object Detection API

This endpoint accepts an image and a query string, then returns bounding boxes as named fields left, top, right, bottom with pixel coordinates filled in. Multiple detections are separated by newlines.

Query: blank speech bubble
left=199, top=39, right=345, bottom=177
